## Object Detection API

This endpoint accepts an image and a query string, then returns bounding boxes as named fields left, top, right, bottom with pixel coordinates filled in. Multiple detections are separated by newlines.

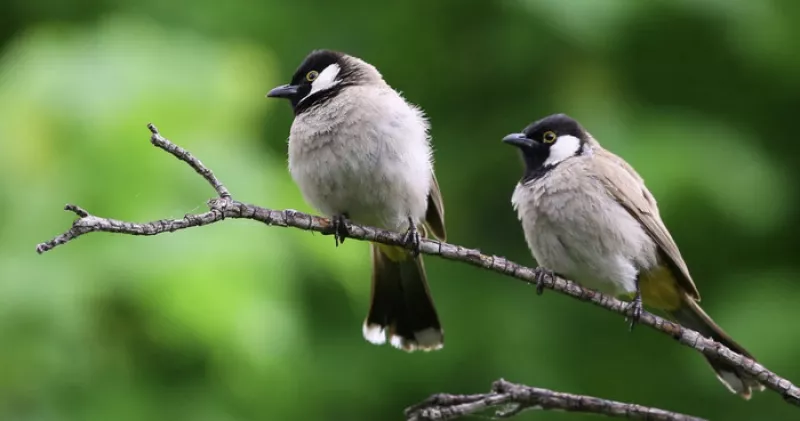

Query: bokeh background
left=2, top=0, right=799, bottom=419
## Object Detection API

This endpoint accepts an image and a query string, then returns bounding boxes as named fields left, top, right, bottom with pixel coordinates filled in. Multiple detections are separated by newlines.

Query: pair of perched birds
left=267, top=49, right=764, bottom=399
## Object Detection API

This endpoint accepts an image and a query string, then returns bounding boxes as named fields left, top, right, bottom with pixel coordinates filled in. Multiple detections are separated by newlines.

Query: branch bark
left=405, top=379, right=706, bottom=421
left=35, top=124, right=800, bottom=415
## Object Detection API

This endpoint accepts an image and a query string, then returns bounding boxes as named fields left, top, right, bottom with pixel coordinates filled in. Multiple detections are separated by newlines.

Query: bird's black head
left=267, top=49, right=366, bottom=115
left=502, top=113, right=589, bottom=181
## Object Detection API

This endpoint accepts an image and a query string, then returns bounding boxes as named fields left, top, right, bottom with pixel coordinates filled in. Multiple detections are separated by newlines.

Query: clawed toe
left=624, top=295, right=643, bottom=331
left=329, top=213, right=350, bottom=247
left=403, top=217, right=421, bottom=257
left=533, top=267, right=554, bottom=295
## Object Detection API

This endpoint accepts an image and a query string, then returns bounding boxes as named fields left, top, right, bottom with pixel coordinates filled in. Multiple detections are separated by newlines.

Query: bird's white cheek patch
left=307, top=63, right=341, bottom=98
left=544, top=134, right=582, bottom=167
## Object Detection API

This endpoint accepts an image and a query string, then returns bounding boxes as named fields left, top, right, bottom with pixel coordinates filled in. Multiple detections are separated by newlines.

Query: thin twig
left=148, top=123, right=231, bottom=199
left=35, top=124, right=800, bottom=410
left=405, top=379, right=707, bottom=421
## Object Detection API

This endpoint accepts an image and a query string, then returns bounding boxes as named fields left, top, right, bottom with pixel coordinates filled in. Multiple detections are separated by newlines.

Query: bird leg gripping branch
left=404, top=216, right=422, bottom=257
left=330, top=213, right=350, bottom=246
left=35, top=124, right=800, bottom=414
left=532, top=267, right=554, bottom=296
left=626, top=277, right=644, bottom=332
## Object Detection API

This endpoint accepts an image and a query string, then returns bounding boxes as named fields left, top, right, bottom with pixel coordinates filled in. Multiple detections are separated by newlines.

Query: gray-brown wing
left=424, top=171, right=446, bottom=241
left=591, top=149, right=701, bottom=300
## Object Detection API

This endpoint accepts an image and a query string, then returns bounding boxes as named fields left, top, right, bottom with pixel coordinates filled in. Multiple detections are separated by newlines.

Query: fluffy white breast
left=288, top=85, right=433, bottom=231
left=510, top=157, right=658, bottom=296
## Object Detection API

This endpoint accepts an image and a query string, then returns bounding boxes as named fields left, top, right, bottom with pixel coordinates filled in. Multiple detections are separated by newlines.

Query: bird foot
left=329, top=213, right=350, bottom=247
left=403, top=217, right=421, bottom=257
left=624, top=293, right=643, bottom=331
left=533, top=267, right=554, bottom=295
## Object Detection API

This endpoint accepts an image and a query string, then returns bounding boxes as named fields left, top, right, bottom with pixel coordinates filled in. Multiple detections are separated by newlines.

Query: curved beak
left=267, top=84, right=299, bottom=99
left=502, top=133, right=534, bottom=148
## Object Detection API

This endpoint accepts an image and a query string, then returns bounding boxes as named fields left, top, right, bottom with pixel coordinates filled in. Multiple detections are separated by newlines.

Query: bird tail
left=362, top=242, right=443, bottom=352
left=668, top=298, right=765, bottom=399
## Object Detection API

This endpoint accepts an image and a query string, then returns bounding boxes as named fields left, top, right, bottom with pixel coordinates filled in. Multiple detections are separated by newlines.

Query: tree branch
left=405, top=379, right=707, bottom=421
left=148, top=123, right=231, bottom=199
left=35, top=124, right=800, bottom=414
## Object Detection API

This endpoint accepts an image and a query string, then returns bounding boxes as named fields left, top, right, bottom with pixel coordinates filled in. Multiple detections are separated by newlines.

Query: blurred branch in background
left=35, top=124, right=800, bottom=414
left=405, top=379, right=706, bottom=421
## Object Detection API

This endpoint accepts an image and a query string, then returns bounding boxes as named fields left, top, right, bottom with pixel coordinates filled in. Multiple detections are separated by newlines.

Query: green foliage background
left=2, top=0, right=799, bottom=420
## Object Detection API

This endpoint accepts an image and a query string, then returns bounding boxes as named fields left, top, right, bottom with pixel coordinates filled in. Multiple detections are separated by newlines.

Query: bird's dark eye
left=542, top=131, right=557, bottom=143
left=306, top=70, right=319, bottom=82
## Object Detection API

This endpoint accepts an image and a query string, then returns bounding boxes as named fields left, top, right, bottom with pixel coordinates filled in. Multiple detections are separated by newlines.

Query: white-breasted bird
left=503, top=113, right=764, bottom=398
left=267, top=50, right=446, bottom=352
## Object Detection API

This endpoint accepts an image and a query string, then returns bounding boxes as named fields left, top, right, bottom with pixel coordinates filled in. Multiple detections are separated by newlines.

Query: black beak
left=266, top=84, right=299, bottom=99
left=502, top=133, right=535, bottom=148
